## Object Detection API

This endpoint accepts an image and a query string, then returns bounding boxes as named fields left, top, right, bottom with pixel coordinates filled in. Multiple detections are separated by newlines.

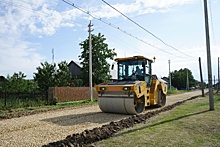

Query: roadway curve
left=0, top=90, right=207, bottom=147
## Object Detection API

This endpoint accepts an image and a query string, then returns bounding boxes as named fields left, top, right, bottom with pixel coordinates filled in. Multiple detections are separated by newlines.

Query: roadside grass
left=167, top=89, right=190, bottom=95
left=0, top=99, right=97, bottom=115
left=95, top=95, right=220, bottom=147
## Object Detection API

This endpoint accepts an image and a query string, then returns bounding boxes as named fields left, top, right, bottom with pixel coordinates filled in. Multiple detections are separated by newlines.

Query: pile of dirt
left=42, top=96, right=199, bottom=147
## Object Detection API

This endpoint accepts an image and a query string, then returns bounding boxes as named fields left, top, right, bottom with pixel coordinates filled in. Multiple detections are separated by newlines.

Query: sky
left=0, top=0, right=219, bottom=83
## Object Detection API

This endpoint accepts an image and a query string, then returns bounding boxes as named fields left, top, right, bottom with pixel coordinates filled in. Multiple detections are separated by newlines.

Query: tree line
left=170, top=68, right=205, bottom=90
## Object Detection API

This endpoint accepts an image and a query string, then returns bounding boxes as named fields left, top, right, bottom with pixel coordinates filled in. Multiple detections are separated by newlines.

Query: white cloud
left=0, top=0, right=84, bottom=36
left=0, top=36, right=45, bottom=78
left=0, top=0, right=85, bottom=78
left=90, top=0, right=196, bottom=18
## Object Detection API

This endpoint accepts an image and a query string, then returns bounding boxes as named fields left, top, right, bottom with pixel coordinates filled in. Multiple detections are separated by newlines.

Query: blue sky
left=0, top=0, right=219, bottom=83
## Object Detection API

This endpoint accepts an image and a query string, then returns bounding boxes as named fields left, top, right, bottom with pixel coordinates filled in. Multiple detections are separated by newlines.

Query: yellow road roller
left=96, top=56, right=168, bottom=114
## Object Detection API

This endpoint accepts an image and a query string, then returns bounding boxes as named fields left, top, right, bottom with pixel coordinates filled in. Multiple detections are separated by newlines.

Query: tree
left=34, top=62, right=56, bottom=94
left=34, top=61, right=72, bottom=94
left=170, top=68, right=196, bottom=90
left=79, top=33, right=117, bottom=85
left=0, top=72, right=37, bottom=93
left=55, top=61, right=72, bottom=87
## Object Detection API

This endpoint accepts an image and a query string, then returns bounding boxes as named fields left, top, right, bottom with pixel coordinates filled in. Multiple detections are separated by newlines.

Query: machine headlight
left=123, top=87, right=130, bottom=91
left=100, top=87, right=106, bottom=91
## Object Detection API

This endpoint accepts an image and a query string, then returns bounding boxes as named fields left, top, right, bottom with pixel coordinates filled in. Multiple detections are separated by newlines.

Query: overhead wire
left=102, top=0, right=195, bottom=59
left=62, top=0, right=186, bottom=59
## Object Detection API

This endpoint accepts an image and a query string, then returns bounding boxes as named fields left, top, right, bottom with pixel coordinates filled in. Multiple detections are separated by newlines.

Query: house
left=68, top=61, right=117, bottom=80
left=68, top=61, right=82, bottom=78
left=0, top=76, right=5, bottom=83
left=161, top=76, right=171, bottom=88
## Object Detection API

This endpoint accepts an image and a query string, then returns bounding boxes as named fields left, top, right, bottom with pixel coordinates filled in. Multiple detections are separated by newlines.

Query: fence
left=48, top=87, right=98, bottom=103
left=0, top=87, right=99, bottom=108
left=0, top=91, right=47, bottom=108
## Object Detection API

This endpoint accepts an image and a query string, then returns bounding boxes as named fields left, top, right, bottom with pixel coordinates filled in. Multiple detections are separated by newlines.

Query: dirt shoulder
left=0, top=90, right=207, bottom=147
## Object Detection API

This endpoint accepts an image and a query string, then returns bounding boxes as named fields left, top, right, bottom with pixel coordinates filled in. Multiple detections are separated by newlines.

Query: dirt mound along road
left=0, top=90, right=207, bottom=147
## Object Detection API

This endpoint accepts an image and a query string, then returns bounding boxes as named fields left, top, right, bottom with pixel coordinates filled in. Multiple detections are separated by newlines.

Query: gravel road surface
left=0, top=90, right=207, bottom=147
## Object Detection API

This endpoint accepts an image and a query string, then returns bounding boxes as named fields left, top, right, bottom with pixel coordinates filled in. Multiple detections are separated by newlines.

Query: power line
left=62, top=0, right=186, bottom=58
left=102, top=0, right=194, bottom=59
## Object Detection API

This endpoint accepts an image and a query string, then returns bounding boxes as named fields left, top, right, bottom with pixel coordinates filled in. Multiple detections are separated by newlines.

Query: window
left=118, top=59, right=146, bottom=81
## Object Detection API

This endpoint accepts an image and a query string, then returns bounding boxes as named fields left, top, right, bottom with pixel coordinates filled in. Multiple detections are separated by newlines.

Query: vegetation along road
left=0, top=90, right=207, bottom=146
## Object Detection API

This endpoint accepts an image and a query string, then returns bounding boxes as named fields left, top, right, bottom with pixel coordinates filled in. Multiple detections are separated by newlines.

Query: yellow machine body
left=96, top=56, right=167, bottom=114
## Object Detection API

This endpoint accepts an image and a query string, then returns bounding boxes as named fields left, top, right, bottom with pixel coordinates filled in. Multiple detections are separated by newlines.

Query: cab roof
left=115, top=55, right=154, bottom=62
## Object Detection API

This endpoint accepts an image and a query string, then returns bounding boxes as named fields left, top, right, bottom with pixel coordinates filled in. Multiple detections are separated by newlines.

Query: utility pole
left=168, top=60, right=172, bottom=92
left=203, top=0, right=214, bottom=110
left=218, top=57, right=220, bottom=92
left=186, top=70, right=189, bottom=90
left=214, top=75, right=215, bottom=89
left=199, top=57, right=205, bottom=97
left=52, top=48, right=54, bottom=64
left=88, top=20, right=93, bottom=102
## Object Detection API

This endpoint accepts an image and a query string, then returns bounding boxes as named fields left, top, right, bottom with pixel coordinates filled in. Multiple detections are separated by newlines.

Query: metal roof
left=115, top=55, right=154, bottom=62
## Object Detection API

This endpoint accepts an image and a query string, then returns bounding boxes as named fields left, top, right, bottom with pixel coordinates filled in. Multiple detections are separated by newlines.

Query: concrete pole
left=168, top=60, right=172, bottom=92
left=203, top=0, right=214, bottom=110
left=218, top=57, right=220, bottom=91
left=214, top=75, right=215, bottom=89
left=199, top=57, right=205, bottom=97
left=88, top=20, right=93, bottom=102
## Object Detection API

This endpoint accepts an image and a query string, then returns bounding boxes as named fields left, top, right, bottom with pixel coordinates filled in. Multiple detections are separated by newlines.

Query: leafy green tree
left=34, top=61, right=72, bottom=93
left=79, top=33, right=117, bottom=85
left=7, top=72, right=25, bottom=92
left=55, top=61, right=72, bottom=86
left=0, top=72, right=37, bottom=93
left=170, top=68, right=196, bottom=90
left=73, top=77, right=84, bottom=87
left=34, top=62, right=56, bottom=93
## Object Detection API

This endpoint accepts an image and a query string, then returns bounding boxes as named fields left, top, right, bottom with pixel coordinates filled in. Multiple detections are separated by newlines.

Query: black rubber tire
left=156, top=89, right=166, bottom=107
left=134, top=96, right=145, bottom=114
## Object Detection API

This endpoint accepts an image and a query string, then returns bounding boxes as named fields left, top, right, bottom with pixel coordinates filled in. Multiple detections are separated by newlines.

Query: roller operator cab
left=96, top=56, right=168, bottom=114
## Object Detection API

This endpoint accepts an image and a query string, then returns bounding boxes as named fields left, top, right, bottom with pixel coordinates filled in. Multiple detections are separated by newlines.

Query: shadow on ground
left=41, top=111, right=129, bottom=126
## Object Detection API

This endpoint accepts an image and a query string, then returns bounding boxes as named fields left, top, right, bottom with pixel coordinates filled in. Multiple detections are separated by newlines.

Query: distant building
left=0, top=76, right=5, bottom=83
left=161, top=77, right=169, bottom=83
left=68, top=61, right=117, bottom=81
left=68, top=61, right=82, bottom=78
left=161, top=76, right=171, bottom=88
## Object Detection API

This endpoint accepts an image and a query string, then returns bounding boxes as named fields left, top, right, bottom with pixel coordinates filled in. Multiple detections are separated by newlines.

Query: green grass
left=95, top=95, right=220, bottom=147
left=167, top=89, right=190, bottom=95
left=0, top=97, right=45, bottom=108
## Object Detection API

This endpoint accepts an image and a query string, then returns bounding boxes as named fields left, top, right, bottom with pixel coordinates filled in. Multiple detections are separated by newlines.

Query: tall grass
left=0, top=97, right=46, bottom=109
left=167, top=89, right=190, bottom=95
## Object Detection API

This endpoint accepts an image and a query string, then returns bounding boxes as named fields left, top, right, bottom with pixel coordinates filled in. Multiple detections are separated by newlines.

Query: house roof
left=0, top=76, right=5, bottom=82
left=68, top=61, right=82, bottom=68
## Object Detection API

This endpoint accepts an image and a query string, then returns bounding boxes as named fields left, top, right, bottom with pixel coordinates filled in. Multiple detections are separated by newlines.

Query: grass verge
left=167, top=89, right=190, bottom=95
left=95, top=95, right=220, bottom=147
